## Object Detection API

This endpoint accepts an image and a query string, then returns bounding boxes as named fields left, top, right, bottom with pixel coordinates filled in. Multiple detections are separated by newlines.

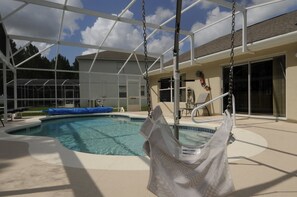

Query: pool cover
left=44, top=107, right=113, bottom=115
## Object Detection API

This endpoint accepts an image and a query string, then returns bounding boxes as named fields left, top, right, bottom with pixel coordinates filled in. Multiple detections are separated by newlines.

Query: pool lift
left=141, top=0, right=236, bottom=139
left=140, top=0, right=237, bottom=196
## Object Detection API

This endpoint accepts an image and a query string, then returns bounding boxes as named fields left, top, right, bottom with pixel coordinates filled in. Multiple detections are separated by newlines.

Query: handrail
left=191, top=93, right=236, bottom=127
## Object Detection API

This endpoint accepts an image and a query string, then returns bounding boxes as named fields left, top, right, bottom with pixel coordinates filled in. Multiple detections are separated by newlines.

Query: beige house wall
left=149, top=42, right=297, bottom=121
left=286, top=44, right=297, bottom=122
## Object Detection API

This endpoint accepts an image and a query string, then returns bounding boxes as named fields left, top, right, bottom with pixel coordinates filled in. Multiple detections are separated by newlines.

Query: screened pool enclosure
left=0, top=0, right=294, bottom=122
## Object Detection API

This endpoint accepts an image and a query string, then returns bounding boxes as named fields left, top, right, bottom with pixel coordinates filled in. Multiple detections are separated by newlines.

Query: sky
left=0, top=0, right=297, bottom=65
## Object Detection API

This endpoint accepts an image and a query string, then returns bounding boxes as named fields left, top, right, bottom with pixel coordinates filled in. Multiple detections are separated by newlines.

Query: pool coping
left=0, top=113, right=268, bottom=171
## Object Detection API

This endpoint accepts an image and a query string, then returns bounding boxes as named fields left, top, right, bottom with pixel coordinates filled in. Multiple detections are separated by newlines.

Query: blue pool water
left=9, top=115, right=214, bottom=156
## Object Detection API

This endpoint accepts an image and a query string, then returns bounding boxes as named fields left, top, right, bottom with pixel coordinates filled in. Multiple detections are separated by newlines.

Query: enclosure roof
left=76, top=51, right=157, bottom=62
left=164, top=10, right=297, bottom=67
left=1, top=0, right=297, bottom=76
left=7, top=79, right=79, bottom=87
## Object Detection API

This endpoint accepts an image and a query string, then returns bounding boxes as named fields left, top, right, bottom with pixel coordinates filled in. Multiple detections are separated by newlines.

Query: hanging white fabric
left=140, top=106, right=234, bottom=197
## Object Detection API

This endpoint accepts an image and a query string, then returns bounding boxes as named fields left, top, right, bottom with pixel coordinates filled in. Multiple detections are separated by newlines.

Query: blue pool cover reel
left=44, top=107, right=113, bottom=115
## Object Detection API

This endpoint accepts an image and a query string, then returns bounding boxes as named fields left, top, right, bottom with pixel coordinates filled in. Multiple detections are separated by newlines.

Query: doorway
left=223, top=55, right=286, bottom=117
left=65, top=89, right=74, bottom=108
left=127, top=79, right=141, bottom=111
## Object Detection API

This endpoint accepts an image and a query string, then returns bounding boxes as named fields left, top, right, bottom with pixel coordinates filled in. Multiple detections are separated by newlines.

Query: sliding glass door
left=223, top=55, right=286, bottom=117
left=223, top=64, right=248, bottom=114
left=251, top=60, right=273, bottom=115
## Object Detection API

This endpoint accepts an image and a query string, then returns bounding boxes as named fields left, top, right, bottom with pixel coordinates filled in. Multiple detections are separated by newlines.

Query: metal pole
left=13, top=70, right=17, bottom=108
left=2, top=37, right=8, bottom=122
left=173, top=0, right=182, bottom=140
left=242, top=9, right=247, bottom=53
left=55, top=71, right=57, bottom=107
left=117, top=75, right=120, bottom=112
left=8, top=40, right=18, bottom=109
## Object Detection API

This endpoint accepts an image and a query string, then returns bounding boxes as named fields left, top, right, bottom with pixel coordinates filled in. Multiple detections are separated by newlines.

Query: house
left=77, top=51, right=157, bottom=111
left=149, top=10, right=297, bottom=122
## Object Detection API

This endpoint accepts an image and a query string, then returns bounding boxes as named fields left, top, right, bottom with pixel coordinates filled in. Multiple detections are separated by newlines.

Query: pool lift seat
left=140, top=106, right=235, bottom=197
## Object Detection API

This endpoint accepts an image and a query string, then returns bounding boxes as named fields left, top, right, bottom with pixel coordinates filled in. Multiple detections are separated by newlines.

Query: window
left=159, top=75, right=186, bottom=102
left=119, top=86, right=126, bottom=98
left=141, top=85, right=145, bottom=96
left=159, top=78, right=171, bottom=102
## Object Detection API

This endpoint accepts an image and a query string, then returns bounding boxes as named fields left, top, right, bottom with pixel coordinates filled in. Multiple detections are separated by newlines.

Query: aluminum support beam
left=147, top=57, right=161, bottom=72
left=247, top=0, right=286, bottom=10
left=242, top=9, right=248, bottom=53
left=7, top=40, right=18, bottom=109
left=11, top=41, right=32, bottom=58
left=134, top=0, right=201, bottom=52
left=133, top=53, right=143, bottom=74
left=0, top=51, right=15, bottom=71
left=162, top=35, right=191, bottom=56
left=2, top=62, right=7, bottom=122
left=8, top=41, right=16, bottom=67
left=0, top=22, right=15, bottom=72
left=0, top=2, right=28, bottom=22
left=117, top=53, right=133, bottom=75
left=190, top=34, right=195, bottom=65
left=54, top=0, right=68, bottom=107
left=173, top=0, right=183, bottom=140
left=207, top=0, right=245, bottom=12
left=88, top=0, right=136, bottom=73
left=2, top=37, right=9, bottom=122
left=9, top=34, right=161, bottom=57
left=15, top=43, right=55, bottom=67
left=160, top=55, right=164, bottom=72
left=13, top=69, right=17, bottom=108
left=14, top=0, right=192, bottom=36
left=16, top=67, right=143, bottom=77
left=54, top=0, right=68, bottom=70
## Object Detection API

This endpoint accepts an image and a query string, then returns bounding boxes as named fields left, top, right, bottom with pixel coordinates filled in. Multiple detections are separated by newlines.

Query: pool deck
left=0, top=113, right=297, bottom=197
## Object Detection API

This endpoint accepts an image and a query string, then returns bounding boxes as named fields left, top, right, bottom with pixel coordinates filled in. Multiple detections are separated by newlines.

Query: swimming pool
left=8, top=115, right=214, bottom=156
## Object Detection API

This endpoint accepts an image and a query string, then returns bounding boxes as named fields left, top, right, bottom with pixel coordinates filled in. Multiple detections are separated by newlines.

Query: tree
left=71, top=58, right=79, bottom=79
left=51, top=54, right=73, bottom=79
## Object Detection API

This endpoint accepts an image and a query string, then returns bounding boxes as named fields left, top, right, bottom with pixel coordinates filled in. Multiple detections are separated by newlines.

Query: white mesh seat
left=140, top=106, right=234, bottom=197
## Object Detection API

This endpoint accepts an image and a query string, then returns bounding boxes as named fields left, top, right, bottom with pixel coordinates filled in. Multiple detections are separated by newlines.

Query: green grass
left=28, top=107, right=50, bottom=111
left=20, top=106, right=49, bottom=116
left=22, top=112, right=46, bottom=116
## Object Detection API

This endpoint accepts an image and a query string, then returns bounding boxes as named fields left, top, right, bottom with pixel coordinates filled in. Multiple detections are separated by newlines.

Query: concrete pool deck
left=0, top=113, right=297, bottom=196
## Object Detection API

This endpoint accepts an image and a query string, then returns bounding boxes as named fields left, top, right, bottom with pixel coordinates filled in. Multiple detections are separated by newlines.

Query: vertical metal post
left=43, top=86, right=45, bottom=106
left=173, top=0, right=183, bottom=140
left=232, top=94, right=236, bottom=127
left=117, top=75, right=120, bottom=112
left=160, top=55, right=164, bottom=72
left=8, top=40, right=17, bottom=109
left=190, top=34, right=195, bottom=65
left=2, top=37, right=8, bottom=122
left=24, top=85, right=26, bottom=106
left=242, top=9, right=247, bottom=53
left=55, top=71, right=58, bottom=107
left=88, top=73, right=91, bottom=107
left=139, top=76, right=142, bottom=109
left=13, top=69, right=17, bottom=108
left=126, top=75, right=128, bottom=111
left=173, top=57, right=180, bottom=140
